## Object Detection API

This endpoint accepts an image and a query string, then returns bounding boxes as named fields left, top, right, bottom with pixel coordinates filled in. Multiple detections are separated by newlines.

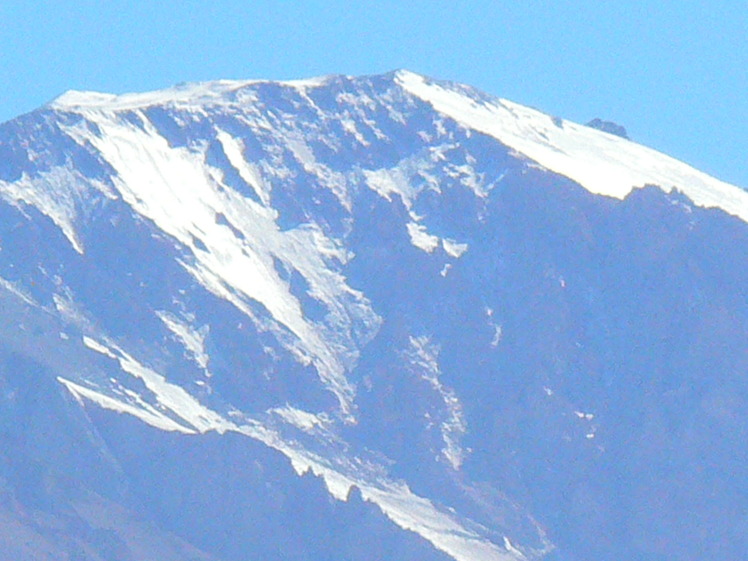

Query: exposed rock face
left=0, top=71, right=746, bottom=561
left=586, top=117, right=629, bottom=139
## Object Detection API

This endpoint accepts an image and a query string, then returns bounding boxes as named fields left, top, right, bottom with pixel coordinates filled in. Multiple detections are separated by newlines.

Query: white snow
left=406, top=336, right=468, bottom=470
left=60, top=327, right=529, bottom=561
left=503, top=537, right=526, bottom=558
left=270, top=404, right=328, bottom=433
left=363, top=167, right=420, bottom=207
left=0, top=168, right=90, bottom=253
left=82, top=336, right=232, bottom=433
left=442, top=238, right=468, bottom=258
left=59, top=360, right=528, bottom=561
left=407, top=222, right=440, bottom=253
left=114, top=346, right=232, bottom=433
left=362, top=482, right=524, bottom=561
left=22, top=71, right=609, bottom=561
left=53, top=290, right=93, bottom=331
left=215, top=129, right=272, bottom=205
left=49, top=76, right=332, bottom=112
left=58, top=376, right=194, bottom=433
left=0, top=276, right=36, bottom=306
left=60, top=111, right=375, bottom=417
left=365, top=163, right=469, bottom=258
left=397, top=70, right=748, bottom=222
left=82, top=335, right=117, bottom=359
left=285, top=133, right=352, bottom=209
left=237, top=420, right=523, bottom=561
left=156, top=310, right=210, bottom=371
left=490, top=324, right=503, bottom=348
left=341, top=117, right=371, bottom=146
left=571, top=410, right=597, bottom=440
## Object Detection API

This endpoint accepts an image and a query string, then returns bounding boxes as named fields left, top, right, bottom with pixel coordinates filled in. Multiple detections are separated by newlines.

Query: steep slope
left=0, top=70, right=746, bottom=561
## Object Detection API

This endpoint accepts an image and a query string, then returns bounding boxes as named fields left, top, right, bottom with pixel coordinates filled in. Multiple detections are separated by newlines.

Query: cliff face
left=0, top=71, right=746, bottom=561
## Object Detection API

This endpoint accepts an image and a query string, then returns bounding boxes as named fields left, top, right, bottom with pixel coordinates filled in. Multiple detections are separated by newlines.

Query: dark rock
left=586, top=118, right=629, bottom=139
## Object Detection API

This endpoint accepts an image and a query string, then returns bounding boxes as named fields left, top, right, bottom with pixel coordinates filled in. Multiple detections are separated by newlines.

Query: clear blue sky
left=1, top=1, right=746, bottom=187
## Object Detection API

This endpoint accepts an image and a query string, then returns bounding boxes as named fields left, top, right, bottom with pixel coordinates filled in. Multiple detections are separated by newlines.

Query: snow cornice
left=47, top=75, right=336, bottom=113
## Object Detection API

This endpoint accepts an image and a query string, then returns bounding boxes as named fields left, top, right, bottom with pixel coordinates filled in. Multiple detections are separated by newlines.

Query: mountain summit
left=0, top=71, right=746, bottom=561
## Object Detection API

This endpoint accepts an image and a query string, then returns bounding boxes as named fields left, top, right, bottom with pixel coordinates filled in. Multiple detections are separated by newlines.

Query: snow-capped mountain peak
left=47, top=75, right=335, bottom=113
left=0, top=70, right=746, bottom=561
left=396, top=69, right=748, bottom=222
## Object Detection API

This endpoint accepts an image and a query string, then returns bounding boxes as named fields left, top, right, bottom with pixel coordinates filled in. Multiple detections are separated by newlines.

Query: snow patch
left=270, top=405, right=328, bottom=433
left=156, top=310, right=210, bottom=371
left=0, top=168, right=91, bottom=253
left=341, top=118, right=371, bottom=146
left=406, top=336, right=468, bottom=470
left=443, top=238, right=468, bottom=258
left=237, top=421, right=522, bottom=561
left=285, top=133, right=352, bottom=210
left=0, top=277, right=36, bottom=306
left=407, top=222, right=440, bottom=253
left=215, top=129, right=272, bottom=205
left=364, top=167, right=420, bottom=208
left=49, top=76, right=332, bottom=112
left=82, top=335, right=118, bottom=359
left=61, top=112, right=373, bottom=417
left=397, top=70, right=748, bottom=223
left=58, top=376, right=194, bottom=433
left=63, top=335, right=529, bottom=561
left=81, top=336, right=231, bottom=433
left=490, top=325, right=503, bottom=348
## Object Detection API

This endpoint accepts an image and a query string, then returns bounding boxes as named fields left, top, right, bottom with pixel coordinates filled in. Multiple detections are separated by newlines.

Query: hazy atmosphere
left=2, top=3, right=748, bottom=560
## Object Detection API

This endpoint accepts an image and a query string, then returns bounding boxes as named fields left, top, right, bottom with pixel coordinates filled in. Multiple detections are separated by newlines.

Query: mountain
left=0, top=70, right=746, bottom=561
